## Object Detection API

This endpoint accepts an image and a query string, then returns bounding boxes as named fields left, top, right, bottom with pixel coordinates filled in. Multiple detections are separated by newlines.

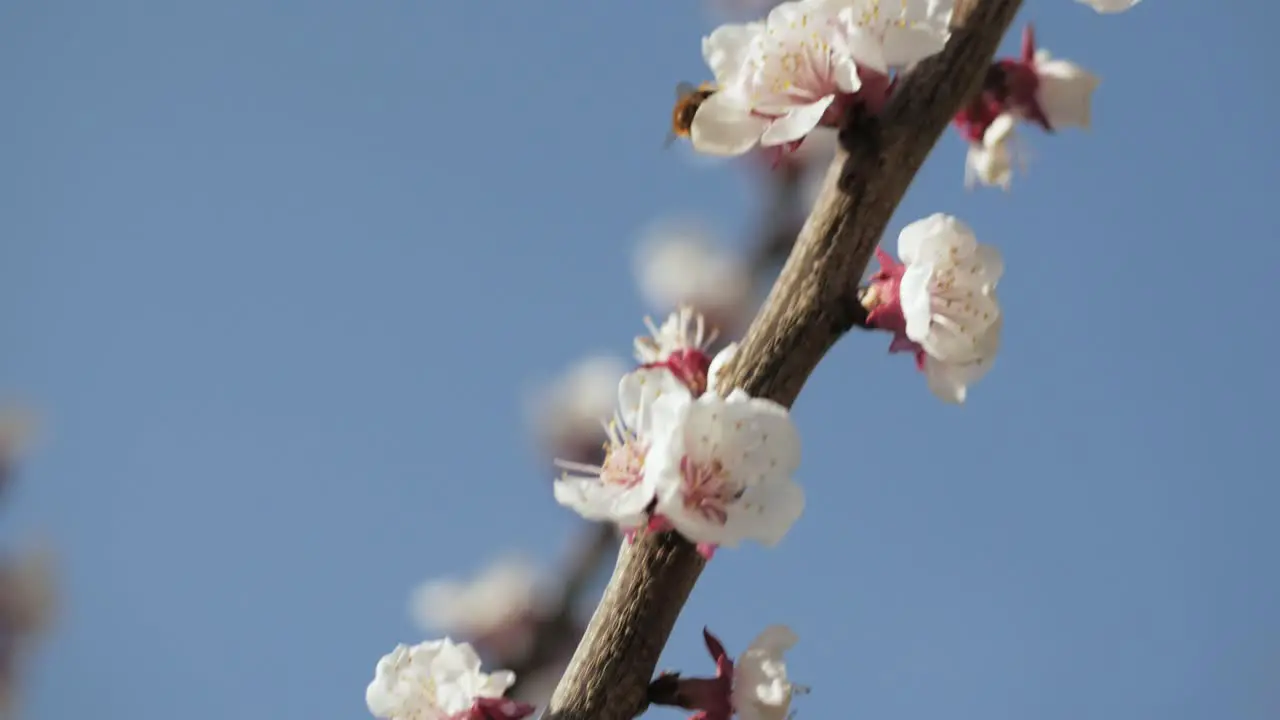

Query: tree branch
left=543, top=3, right=1022, bottom=718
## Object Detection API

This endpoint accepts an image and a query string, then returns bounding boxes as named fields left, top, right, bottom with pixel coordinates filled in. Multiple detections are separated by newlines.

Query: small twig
left=543, top=3, right=1023, bottom=719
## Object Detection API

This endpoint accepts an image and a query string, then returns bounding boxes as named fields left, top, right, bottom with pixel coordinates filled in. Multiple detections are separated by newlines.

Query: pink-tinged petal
left=760, top=96, right=835, bottom=147
left=703, top=627, right=730, bottom=668
left=696, top=542, right=718, bottom=559
left=468, top=696, right=536, bottom=720
left=1020, top=23, right=1036, bottom=64
left=888, top=336, right=920, bottom=355
left=691, top=93, right=770, bottom=156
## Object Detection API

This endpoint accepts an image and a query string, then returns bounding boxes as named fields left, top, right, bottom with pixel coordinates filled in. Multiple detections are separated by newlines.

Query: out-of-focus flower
left=526, top=355, right=628, bottom=463
left=508, top=662, right=567, bottom=711
left=691, top=0, right=953, bottom=157
left=993, top=26, right=1100, bottom=133
left=650, top=625, right=801, bottom=720
left=0, top=410, right=37, bottom=497
left=409, top=557, right=547, bottom=663
left=964, top=113, right=1022, bottom=190
left=634, top=222, right=753, bottom=340
left=952, top=25, right=1097, bottom=188
left=1077, top=0, right=1140, bottom=12
left=645, top=388, right=804, bottom=557
left=366, top=638, right=534, bottom=720
left=862, top=214, right=1003, bottom=404
left=0, top=546, right=55, bottom=715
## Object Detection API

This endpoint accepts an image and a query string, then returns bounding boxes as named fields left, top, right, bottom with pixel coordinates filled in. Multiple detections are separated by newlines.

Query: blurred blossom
left=634, top=221, right=753, bottom=339
left=0, top=546, right=55, bottom=715
left=510, top=658, right=569, bottom=709
left=651, top=625, right=802, bottom=720
left=0, top=410, right=37, bottom=496
left=410, top=556, right=549, bottom=663
left=791, top=127, right=840, bottom=210
left=964, top=114, right=1023, bottom=191
left=366, top=638, right=534, bottom=720
left=526, top=355, right=628, bottom=464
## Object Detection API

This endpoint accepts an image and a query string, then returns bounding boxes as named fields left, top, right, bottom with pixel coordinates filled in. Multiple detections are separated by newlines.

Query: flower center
left=600, top=437, right=647, bottom=489
left=679, top=456, right=741, bottom=525
left=664, top=349, right=712, bottom=396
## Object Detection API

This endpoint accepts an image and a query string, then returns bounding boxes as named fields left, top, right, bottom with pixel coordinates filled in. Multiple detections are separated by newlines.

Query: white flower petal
left=897, top=213, right=978, bottom=266
left=706, top=342, right=740, bottom=395
left=880, top=24, right=949, bottom=68
left=898, top=264, right=935, bottom=343
left=727, top=478, right=805, bottom=547
left=962, top=114, right=1018, bottom=190
left=733, top=625, right=798, bottom=720
left=747, top=624, right=799, bottom=654
left=891, top=214, right=1003, bottom=397
left=760, top=96, right=835, bottom=147
left=367, top=639, right=520, bottom=720
left=618, top=367, right=692, bottom=433
left=703, top=21, right=763, bottom=82
left=840, top=25, right=890, bottom=75
left=1035, top=52, right=1100, bottom=130
left=690, top=91, right=770, bottom=156
left=649, top=391, right=803, bottom=549
left=922, top=315, right=1002, bottom=404
left=1076, top=0, right=1140, bottom=13
left=553, top=474, right=652, bottom=527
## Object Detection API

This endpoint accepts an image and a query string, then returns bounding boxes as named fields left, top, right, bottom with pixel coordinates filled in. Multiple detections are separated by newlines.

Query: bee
left=665, top=81, right=717, bottom=148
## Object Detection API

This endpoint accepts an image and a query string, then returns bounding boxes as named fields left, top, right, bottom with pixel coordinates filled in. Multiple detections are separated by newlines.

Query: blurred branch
left=505, top=522, right=615, bottom=700
left=543, top=2, right=1023, bottom=719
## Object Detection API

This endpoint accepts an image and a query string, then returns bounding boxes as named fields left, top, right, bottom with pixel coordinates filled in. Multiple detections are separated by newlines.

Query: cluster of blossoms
left=554, top=307, right=804, bottom=558
left=688, top=0, right=956, bottom=158
left=366, top=2, right=1146, bottom=718
left=410, top=557, right=550, bottom=664
left=862, top=213, right=1004, bottom=404
left=682, top=0, right=1141, bottom=188
left=366, top=638, right=535, bottom=720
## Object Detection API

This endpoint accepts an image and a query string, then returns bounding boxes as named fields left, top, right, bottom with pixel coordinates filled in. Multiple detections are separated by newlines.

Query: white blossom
left=554, top=370, right=689, bottom=530
left=366, top=638, right=528, bottom=720
left=1077, top=0, right=1141, bottom=13
left=409, top=557, right=544, bottom=659
left=964, top=113, right=1022, bottom=190
left=897, top=214, right=1003, bottom=404
left=691, top=0, right=953, bottom=156
left=706, top=341, right=740, bottom=395
left=634, top=222, right=752, bottom=333
left=646, top=388, right=804, bottom=549
left=1033, top=48, right=1100, bottom=131
left=732, top=625, right=801, bottom=720
left=526, top=355, right=627, bottom=459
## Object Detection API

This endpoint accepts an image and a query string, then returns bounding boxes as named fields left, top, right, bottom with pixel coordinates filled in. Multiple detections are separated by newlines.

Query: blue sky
left=2, top=1, right=1278, bottom=718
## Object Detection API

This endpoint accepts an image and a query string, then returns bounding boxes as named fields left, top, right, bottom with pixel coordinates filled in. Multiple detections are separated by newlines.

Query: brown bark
left=544, top=3, right=1024, bottom=718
